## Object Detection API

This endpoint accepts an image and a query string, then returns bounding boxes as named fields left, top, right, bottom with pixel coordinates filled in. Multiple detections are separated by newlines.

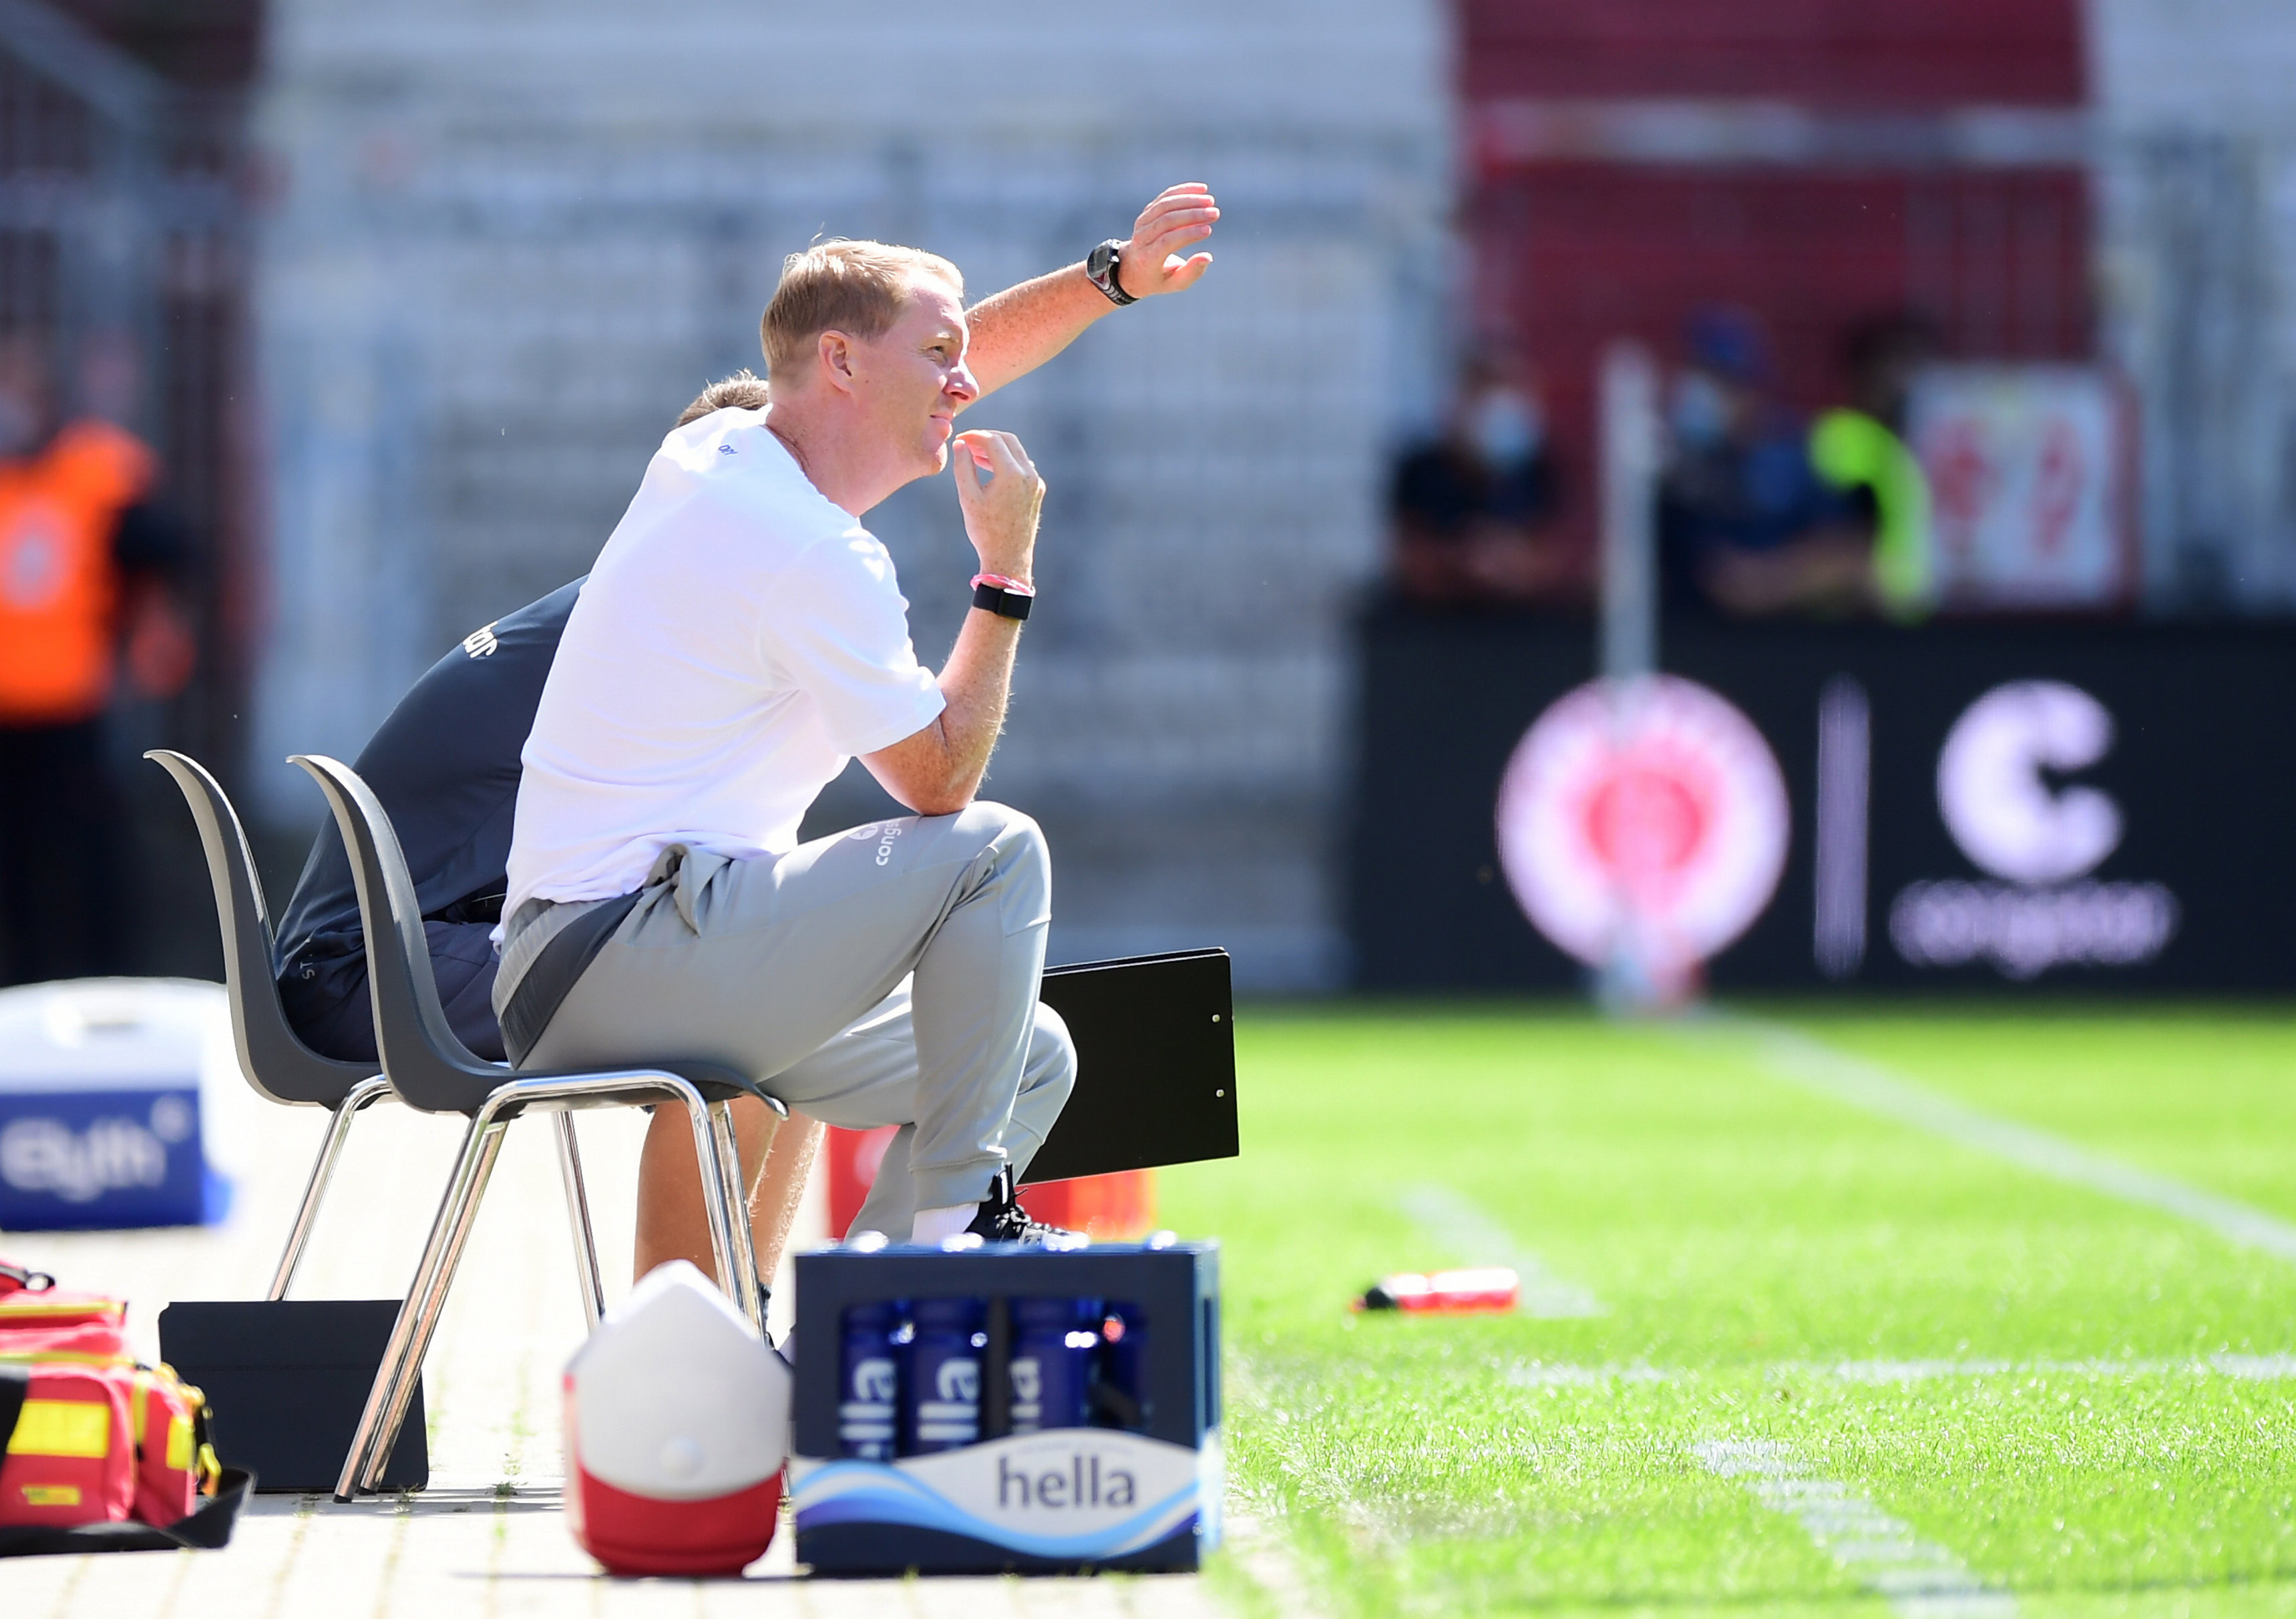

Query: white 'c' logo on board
left=1936, top=680, right=2120, bottom=884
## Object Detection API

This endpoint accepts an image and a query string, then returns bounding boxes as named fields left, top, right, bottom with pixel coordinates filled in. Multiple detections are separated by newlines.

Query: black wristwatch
left=972, top=572, right=1036, bottom=620
left=1085, top=238, right=1137, bottom=306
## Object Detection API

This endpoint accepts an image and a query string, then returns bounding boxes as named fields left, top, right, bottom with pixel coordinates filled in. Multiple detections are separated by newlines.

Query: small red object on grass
left=1354, top=1266, right=1520, bottom=1315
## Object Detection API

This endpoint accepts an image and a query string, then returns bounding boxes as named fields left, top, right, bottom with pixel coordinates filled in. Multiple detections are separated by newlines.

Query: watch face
left=1087, top=242, right=1116, bottom=281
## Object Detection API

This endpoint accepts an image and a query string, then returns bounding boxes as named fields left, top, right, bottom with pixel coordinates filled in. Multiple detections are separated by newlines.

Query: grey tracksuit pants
left=494, top=801, right=1073, bottom=1236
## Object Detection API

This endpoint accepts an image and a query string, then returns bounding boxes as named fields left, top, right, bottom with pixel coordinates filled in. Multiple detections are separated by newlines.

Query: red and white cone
left=564, top=1260, right=791, bottom=1576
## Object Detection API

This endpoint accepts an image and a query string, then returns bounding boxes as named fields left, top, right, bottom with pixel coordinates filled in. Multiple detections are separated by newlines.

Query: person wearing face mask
left=0, top=333, right=195, bottom=987
left=1657, top=307, right=1872, bottom=618
left=1389, top=357, right=1568, bottom=605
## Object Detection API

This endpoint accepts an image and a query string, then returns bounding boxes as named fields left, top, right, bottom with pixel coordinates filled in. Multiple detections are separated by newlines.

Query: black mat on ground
left=0, top=1467, right=252, bottom=1557
left=160, top=1300, right=427, bottom=1493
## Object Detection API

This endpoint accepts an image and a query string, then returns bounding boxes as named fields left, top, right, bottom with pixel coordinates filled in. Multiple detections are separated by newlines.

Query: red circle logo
left=1497, top=676, right=1788, bottom=981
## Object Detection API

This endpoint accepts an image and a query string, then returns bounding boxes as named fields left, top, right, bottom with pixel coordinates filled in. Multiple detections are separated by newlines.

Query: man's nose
left=948, top=363, right=980, bottom=405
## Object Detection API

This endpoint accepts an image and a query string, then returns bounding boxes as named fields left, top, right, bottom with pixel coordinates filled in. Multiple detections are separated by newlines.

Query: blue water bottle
left=837, top=1300, right=906, bottom=1461
left=904, top=1297, right=985, bottom=1453
left=1010, top=1297, right=1102, bottom=1434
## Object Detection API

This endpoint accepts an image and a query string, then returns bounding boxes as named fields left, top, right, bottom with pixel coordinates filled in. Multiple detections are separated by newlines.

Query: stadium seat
left=289, top=753, right=783, bottom=1501
left=146, top=749, right=396, bottom=1297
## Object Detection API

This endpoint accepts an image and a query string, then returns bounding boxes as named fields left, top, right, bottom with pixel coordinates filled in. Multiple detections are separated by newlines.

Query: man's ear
left=817, top=329, right=859, bottom=394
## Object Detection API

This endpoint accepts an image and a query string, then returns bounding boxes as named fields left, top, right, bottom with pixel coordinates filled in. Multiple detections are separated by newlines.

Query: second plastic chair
left=291, top=753, right=783, bottom=1500
left=146, top=748, right=394, bottom=1299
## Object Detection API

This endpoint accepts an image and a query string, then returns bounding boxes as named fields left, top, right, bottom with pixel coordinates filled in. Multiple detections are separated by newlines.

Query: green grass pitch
left=1158, top=1003, right=2296, bottom=1618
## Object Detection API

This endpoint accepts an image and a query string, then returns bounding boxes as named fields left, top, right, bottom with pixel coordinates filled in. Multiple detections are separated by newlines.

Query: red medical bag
left=0, top=1256, right=246, bottom=1555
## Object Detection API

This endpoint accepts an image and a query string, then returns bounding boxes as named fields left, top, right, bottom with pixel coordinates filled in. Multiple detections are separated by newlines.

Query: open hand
left=1118, top=183, right=1219, bottom=299
left=952, top=430, right=1044, bottom=582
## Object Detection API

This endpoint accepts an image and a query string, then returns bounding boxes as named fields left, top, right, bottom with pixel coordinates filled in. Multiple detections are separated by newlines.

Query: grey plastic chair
left=146, top=749, right=394, bottom=1301
left=290, top=753, right=782, bottom=1499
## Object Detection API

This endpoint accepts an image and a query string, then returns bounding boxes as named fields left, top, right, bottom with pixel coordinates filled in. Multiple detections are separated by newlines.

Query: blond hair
left=675, top=369, right=772, bottom=427
left=759, top=240, right=962, bottom=383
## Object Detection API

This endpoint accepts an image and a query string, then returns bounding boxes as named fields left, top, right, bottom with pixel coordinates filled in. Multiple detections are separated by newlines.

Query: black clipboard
left=1024, top=947, right=1238, bottom=1185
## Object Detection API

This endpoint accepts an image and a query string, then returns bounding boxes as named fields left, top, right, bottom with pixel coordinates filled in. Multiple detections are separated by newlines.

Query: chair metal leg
left=336, top=1114, right=511, bottom=1499
left=675, top=1090, right=746, bottom=1315
left=708, top=1100, right=764, bottom=1335
left=554, top=1112, right=606, bottom=1332
left=332, top=1072, right=753, bottom=1497
left=268, top=1076, right=393, bottom=1302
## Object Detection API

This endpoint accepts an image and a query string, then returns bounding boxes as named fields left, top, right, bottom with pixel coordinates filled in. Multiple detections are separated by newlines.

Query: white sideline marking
left=1697, top=1439, right=2015, bottom=1618
left=1505, top=1361, right=1675, bottom=1387
left=1224, top=1509, right=1325, bottom=1617
left=1692, top=1014, right=2296, bottom=1264
left=1398, top=1184, right=1606, bottom=1317
left=2211, top=1353, right=2296, bottom=1379
left=1505, top=1352, right=2296, bottom=1390
left=1220, top=1355, right=1327, bottom=1617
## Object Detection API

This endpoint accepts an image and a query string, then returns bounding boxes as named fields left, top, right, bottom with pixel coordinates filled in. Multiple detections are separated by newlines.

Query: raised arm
left=960, top=183, right=1219, bottom=401
left=862, top=430, right=1043, bottom=816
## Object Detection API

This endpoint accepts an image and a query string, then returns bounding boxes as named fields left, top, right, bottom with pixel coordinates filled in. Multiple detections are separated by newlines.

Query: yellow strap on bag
left=6, top=1397, right=110, bottom=1459
left=150, top=1367, right=216, bottom=1489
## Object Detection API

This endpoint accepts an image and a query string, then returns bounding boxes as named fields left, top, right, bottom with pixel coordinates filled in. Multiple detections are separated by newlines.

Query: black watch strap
left=1087, top=238, right=1137, bottom=307
left=974, top=581, right=1034, bottom=620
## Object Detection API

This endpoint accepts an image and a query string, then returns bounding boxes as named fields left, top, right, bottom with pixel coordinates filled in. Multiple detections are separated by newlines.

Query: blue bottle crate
left=791, top=1241, right=1221, bottom=1576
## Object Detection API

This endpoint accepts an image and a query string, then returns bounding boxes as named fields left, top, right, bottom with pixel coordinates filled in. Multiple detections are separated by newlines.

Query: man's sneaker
left=964, top=1166, right=1084, bottom=1247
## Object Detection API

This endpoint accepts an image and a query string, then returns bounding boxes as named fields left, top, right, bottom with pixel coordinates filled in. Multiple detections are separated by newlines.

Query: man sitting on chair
left=270, top=186, right=1219, bottom=1283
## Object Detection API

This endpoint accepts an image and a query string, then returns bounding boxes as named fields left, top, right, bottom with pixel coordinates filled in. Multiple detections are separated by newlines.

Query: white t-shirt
left=502, top=407, right=946, bottom=920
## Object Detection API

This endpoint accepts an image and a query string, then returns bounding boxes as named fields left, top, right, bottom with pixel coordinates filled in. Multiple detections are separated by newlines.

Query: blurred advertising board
left=1909, top=365, right=2136, bottom=610
left=0, top=979, right=243, bottom=1230
left=1350, top=605, right=2296, bottom=991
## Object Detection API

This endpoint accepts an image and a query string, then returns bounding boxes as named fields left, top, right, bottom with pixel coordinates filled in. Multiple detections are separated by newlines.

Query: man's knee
left=951, top=799, right=1044, bottom=857
left=950, top=800, right=1050, bottom=925
left=1024, top=1002, right=1077, bottom=1107
left=1005, top=1003, right=1075, bottom=1172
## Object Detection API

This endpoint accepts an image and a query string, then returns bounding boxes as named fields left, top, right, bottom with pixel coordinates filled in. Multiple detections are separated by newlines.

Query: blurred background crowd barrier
left=0, top=0, right=2291, bottom=999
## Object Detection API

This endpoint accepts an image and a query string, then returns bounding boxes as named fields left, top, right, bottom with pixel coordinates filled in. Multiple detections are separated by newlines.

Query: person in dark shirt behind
left=1389, top=355, right=1569, bottom=606
left=1658, top=306, right=1869, bottom=618
left=274, top=577, right=582, bottom=1062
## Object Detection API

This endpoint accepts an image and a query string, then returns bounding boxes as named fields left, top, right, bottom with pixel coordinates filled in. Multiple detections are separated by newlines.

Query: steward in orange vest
left=0, top=419, right=171, bottom=724
left=0, top=343, right=194, bottom=986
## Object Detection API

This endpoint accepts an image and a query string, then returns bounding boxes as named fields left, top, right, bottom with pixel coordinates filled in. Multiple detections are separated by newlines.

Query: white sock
left=910, top=1203, right=974, bottom=1244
